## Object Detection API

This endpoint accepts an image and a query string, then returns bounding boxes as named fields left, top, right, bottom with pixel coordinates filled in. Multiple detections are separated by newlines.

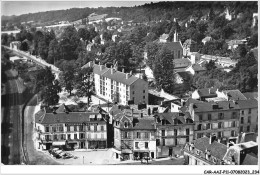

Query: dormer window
left=124, top=122, right=128, bottom=128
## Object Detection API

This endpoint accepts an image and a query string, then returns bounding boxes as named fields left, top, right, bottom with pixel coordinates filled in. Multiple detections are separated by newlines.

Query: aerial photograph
left=1, top=0, right=259, bottom=170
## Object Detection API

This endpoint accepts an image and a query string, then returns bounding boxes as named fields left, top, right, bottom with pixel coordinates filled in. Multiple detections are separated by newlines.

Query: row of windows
left=197, top=130, right=236, bottom=139
left=198, top=112, right=238, bottom=121
left=45, top=125, right=105, bottom=132
left=161, top=129, right=190, bottom=136
left=197, top=121, right=236, bottom=130
left=45, top=133, right=105, bottom=140
left=158, top=137, right=189, bottom=146
left=240, top=116, right=251, bottom=124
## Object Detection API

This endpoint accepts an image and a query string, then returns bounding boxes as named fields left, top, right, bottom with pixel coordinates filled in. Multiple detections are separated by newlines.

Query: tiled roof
left=236, top=99, right=258, bottom=109
left=55, top=104, right=72, bottom=113
left=202, top=36, right=212, bottom=42
left=156, top=112, right=187, bottom=125
left=193, top=101, right=240, bottom=112
left=93, top=64, right=109, bottom=75
left=132, top=118, right=156, bottom=130
left=198, top=88, right=218, bottom=98
left=163, top=41, right=183, bottom=52
left=193, top=136, right=227, bottom=160
left=39, top=112, right=102, bottom=124
left=102, top=68, right=139, bottom=85
left=160, top=33, right=169, bottom=40
left=192, top=64, right=206, bottom=71
left=223, top=90, right=247, bottom=101
left=241, top=153, right=258, bottom=165
left=173, top=58, right=191, bottom=66
left=243, top=92, right=258, bottom=100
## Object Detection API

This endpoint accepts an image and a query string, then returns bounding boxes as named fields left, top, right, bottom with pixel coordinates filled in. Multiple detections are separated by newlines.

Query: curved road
left=1, top=69, right=25, bottom=164
left=2, top=45, right=61, bottom=77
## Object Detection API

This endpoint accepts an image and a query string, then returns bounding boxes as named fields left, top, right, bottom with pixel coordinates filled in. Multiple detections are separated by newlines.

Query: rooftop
left=241, top=153, right=258, bottom=165
left=236, top=99, right=258, bottom=109
left=192, top=136, right=228, bottom=160
left=193, top=100, right=240, bottom=112
left=223, top=90, right=247, bottom=101
left=243, top=92, right=258, bottom=100
left=197, top=87, right=218, bottom=98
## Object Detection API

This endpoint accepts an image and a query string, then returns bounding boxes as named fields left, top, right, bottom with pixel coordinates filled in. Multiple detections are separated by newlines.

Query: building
left=191, top=88, right=218, bottom=101
left=10, top=41, right=21, bottom=50
left=223, top=141, right=258, bottom=165
left=154, top=112, right=194, bottom=158
left=252, top=13, right=258, bottom=27
left=90, top=63, right=148, bottom=105
left=159, top=33, right=170, bottom=43
left=236, top=99, right=258, bottom=133
left=226, top=39, right=247, bottom=51
left=187, top=100, right=240, bottom=143
left=173, top=58, right=191, bottom=69
left=184, top=135, right=228, bottom=165
left=202, top=36, right=212, bottom=45
left=200, top=55, right=237, bottom=68
left=112, top=112, right=157, bottom=161
left=35, top=104, right=108, bottom=150
left=183, top=39, right=198, bottom=56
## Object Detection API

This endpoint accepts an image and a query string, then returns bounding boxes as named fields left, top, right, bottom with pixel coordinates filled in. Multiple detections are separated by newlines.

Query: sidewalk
left=23, top=95, right=62, bottom=165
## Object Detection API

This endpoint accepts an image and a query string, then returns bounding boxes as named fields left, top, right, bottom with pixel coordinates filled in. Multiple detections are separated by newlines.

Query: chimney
left=209, top=134, right=217, bottom=144
left=126, top=73, right=129, bottom=79
left=111, top=68, right=115, bottom=74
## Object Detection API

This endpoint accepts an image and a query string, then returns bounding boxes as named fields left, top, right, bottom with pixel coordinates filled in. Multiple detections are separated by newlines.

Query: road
left=1, top=69, right=25, bottom=164
left=2, top=45, right=61, bottom=78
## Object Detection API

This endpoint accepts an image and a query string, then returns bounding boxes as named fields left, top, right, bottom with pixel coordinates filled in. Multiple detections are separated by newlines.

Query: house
left=188, top=64, right=206, bottom=75
left=112, top=113, right=156, bottom=160
left=91, top=63, right=148, bottom=105
left=187, top=100, right=240, bottom=143
left=236, top=99, right=258, bottom=133
left=226, top=39, right=247, bottom=51
left=222, top=141, right=258, bottom=165
left=252, top=13, right=258, bottom=27
left=200, top=55, right=237, bottom=68
left=243, top=92, right=258, bottom=100
left=159, top=33, right=170, bottom=43
left=35, top=104, right=109, bottom=150
left=10, top=41, right=21, bottom=50
left=184, top=135, right=228, bottom=165
left=202, top=36, right=212, bottom=45
left=183, top=39, right=198, bottom=56
left=154, top=112, right=194, bottom=158
left=164, top=41, right=183, bottom=59
left=191, top=88, right=218, bottom=101
left=173, top=58, right=191, bottom=69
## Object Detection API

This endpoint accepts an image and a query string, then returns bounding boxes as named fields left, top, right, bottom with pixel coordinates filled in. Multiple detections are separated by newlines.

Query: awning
left=121, top=149, right=132, bottom=154
left=52, top=141, right=66, bottom=146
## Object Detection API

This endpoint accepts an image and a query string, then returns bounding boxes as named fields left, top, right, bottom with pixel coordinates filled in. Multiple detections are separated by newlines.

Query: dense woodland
left=1, top=1, right=258, bottom=100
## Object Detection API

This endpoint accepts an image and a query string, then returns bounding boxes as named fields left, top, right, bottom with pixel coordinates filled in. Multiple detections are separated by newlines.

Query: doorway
left=151, top=152, right=154, bottom=159
left=80, top=142, right=85, bottom=149
left=169, top=148, right=173, bottom=157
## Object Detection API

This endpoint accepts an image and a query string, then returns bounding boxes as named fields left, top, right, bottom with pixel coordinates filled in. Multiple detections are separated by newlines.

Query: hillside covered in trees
left=2, top=1, right=257, bottom=26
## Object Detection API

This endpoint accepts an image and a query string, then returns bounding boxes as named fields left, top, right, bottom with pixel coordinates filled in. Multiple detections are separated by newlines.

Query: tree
left=59, top=62, right=76, bottom=95
left=47, top=39, right=60, bottom=64
left=1, top=34, right=8, bottom=45
left=146, top=42, right=161, bottom=70
left=248, top=33, right=258, bottom=48
left=74, top=67, right=94, bottom=106
left=42, top=79, right=61, bottom=106
left=38, top=39, right=48, bottom=60
left=205, top=60, right=217, bottom=71
left=153, top=45, right=176, bottom=94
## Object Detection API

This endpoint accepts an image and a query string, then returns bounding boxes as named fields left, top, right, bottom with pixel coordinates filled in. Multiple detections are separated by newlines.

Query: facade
left=92, top=63, right=148, bottom=105
left=184, top=136, right=228, bottom=165
left=187, top=100, right=240, bottom=144
left=201, top=55, right=237, bottom=68
left=35, top=104, right=108, bottom=150
left=10, top=41, right=21, bottom=50
left=236, top=99, right=258, bottom=133
left=154, top=112, right=194, bottom=158
left=112, top=113, right=156, bottom=161
left=183, top=39, right=198, bottom=56
left=223, top=141, right=258, bottom=165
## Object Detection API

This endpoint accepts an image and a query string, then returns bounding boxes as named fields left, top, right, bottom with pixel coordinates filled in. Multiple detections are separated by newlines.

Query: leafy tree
left=59, top=62, right=76, bottom=95
left=26, top=32, right=33, bottom=41
left=59, top=26, right=80, bottom=60
left=47, top=39, right=60, bottom=64
left=205, top=60, right=217, bottom=71
left=78, top=28, right=90, bottom=41
left=38, top=39, right=48, bottom=60
left=1, top=34, right=8, bottom=45
left=248, top=33, right=258, bottom=48
left=146, top=42, right=161, bottom=70
left=74, top=67, right=94, bottom=106
left=20, top=42, right=29, bottom=51
left=153, top=45, right=176, bottom=94
left=42, top=79, right=61, bottom=106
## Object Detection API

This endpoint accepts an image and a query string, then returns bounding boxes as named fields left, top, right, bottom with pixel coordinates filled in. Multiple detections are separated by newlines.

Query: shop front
left=88, top=140, right=107, bottom=149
